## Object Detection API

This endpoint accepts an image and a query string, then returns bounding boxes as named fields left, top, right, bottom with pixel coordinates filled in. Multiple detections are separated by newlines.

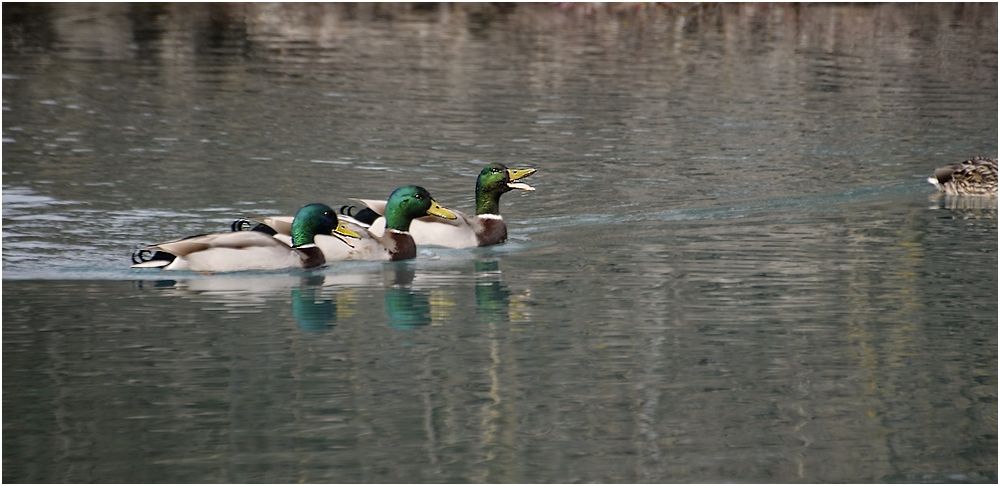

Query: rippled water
left=3, top=3, right=997, bottom=483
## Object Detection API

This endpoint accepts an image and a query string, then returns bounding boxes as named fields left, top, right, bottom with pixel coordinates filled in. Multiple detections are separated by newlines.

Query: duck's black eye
left=413, top=193, right=424, bottom=200
left=492, top=168, right=502, bottom=173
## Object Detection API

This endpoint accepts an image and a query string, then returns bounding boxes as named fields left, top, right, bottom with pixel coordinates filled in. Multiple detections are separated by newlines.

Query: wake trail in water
left=517, top=179, right=934, bottom=233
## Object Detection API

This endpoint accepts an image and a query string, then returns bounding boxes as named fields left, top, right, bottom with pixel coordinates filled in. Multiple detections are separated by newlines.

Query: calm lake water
left=3, top=3, right=997, bottom=483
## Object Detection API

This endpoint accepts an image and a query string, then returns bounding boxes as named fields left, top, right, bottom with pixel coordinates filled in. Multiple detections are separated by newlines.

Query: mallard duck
left=131, top=203, right=360, bottom=272
left=927, top=156, right=997, bottom=196
left=344, top=163, right=537, bottom=248
left=234, top=185, right=457, bottom=261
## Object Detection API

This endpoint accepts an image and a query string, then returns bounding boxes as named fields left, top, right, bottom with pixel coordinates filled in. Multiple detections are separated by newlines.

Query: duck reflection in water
left=136, top=260, right=531, bottom=332
left=475, top=259, right=532, bottom=324
left=474, top=260, right=510, bottom=323
left=928, top=192, right=999, bottom=214
left=382, top=263, right=433, bottom=329
left=290, top=274, right=339, bottom=333
left=135, top=273, right=357, bottom=333
left=382, top=260, right=530, bottom=330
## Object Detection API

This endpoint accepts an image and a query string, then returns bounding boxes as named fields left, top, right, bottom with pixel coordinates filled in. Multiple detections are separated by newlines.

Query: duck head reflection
left=382, top=263, right=432, bottom=329
left=290, top=274, right=337, bottom=332
left=474, top=259, right=511, bottom=323
left=475, top=259, right=532, bottom=323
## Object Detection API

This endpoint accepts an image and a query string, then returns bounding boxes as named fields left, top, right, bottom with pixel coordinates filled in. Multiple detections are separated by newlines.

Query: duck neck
left=290, top=228, right=313, bottom=247
left=384, top=209, right=413, bottom=232
left=475, top=188, right=503, bottom=216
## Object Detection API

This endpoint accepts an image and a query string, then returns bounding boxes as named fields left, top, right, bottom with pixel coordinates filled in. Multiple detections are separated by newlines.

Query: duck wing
left=356, top=198, right=388, bottom=215
left=154, top=231, right=287, bottom=256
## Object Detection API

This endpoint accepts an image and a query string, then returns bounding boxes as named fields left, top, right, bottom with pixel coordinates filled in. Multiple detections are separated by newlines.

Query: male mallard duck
left=234, top=185, right=457, bottom=261
left=131, top=203, right=360, bottom=272
left=927, top=156, right=997, bottom=196
left=345, top=163, right=537, bottom=248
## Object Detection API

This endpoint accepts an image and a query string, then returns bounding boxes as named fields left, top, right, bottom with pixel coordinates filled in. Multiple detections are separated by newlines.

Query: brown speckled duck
left=927, top=156, right=997, bottom=196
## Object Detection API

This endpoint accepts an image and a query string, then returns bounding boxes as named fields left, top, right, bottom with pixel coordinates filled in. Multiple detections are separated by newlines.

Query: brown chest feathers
left=384, top=230, right=418, bottom=260
left=476, top=217, right=508, bottom=246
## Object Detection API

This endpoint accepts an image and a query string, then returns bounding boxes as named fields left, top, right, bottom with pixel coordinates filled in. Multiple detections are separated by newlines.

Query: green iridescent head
left=290, top=203, right=361, bottom=247
left=475, top=163, right=537, bottom=215
left=384, top=185, right=457, bottom=232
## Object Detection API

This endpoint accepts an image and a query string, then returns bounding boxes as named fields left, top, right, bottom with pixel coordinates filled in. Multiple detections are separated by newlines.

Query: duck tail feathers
left=231, top=218, right=255, bottom=232
left=231, top=218, right=278, bottom=236
left=339, top=205, right=380, bottom=225
left=131, top=248, right=175, bottom=268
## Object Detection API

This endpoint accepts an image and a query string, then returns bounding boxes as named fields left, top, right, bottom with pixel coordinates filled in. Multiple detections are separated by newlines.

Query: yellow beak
left=507, top=167, right=537, bottom=191
left=508, top=167, right=537, bottom=181
left=333, top=220, right=362, bottom=239
left=426, top=199, right=458, bottom=220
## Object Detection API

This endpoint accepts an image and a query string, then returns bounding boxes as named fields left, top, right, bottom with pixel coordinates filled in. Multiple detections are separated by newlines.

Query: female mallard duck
left=927, top=156, right=997, bottom=196
left=345, top=163, right=537, bottom=248
left=131, top=203, right=360, bottom=272
left=234, top=185, right=457, bottom=261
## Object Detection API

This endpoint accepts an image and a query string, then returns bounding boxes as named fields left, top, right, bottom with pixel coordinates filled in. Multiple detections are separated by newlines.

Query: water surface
left=3, top=3, right=997, bottom=483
